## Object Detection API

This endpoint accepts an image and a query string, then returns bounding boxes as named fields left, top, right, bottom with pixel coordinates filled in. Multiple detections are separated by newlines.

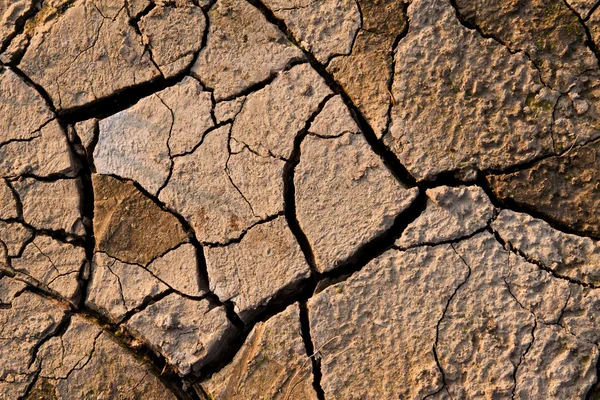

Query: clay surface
left=2, top=0, right=600, bottom=397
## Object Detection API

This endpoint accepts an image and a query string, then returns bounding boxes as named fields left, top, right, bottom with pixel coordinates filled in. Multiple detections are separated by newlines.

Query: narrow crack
left=491, top=226, right=598, bottom=289
left=562, top=0, right=600, bottom=66
left=382, top=1, right=410, bottom=139
left=448, top=0, right=555, bottom=91
left=282, top=94, right=334, bottom=275
left=299, top=302, right=326, bottom=400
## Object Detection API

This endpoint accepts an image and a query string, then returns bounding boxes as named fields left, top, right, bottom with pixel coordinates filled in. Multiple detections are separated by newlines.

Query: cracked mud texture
left=3, top=0, right=600, bottom=398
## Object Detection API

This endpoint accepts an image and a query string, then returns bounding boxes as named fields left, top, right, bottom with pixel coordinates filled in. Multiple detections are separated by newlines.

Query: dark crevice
left=0, top=0, right=41, bottom=55
left=8, top=65, right=58, bottom=112
left=245, top=0, right=417, bottom=188
left=584, top=0, right=600, bottom=20
left=510, top=320, right=537, bottom=400
left=299, top=302, right=326, bottom=400
left=190, top=276, right=319, bottom=384
left=562, top=0, right=600, bottom=66
left=282, top=94, right=334, bottom=276
left=54, top=0, right=217, bottom=125
left=59, top=118, right=96, bottom=310
left=119, top=288, right=175, bottom=324
left=203, top=213, right=284, bottom=248
left=382, top=1, right=410, bottom=139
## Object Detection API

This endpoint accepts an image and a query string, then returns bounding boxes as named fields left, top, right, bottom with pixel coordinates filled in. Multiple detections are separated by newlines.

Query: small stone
left=214, top=96, right=245, bottom=124
left=397, top=185, right=496, bottom=248
left=139, top=3, right=206, bottom=79
left=264, top=0, right=360, bottom=64
left=19, top=0, right=160, bottom=110
left=157, top=76, right=214, bottom=156
left=386, top=0, right=557, bottom=181
left=147, top=243, right=205, bottom=297
left=191, top=0, right=304, bottom=101
left=32, top=315, right=177, bottom=399
left=487, top=140, right=600, bottom=237
left=13, top=178, right=84, bottom=235
left=92, top=174, right=189, bottom=266
left=200, top=303, right=316, bottom=399
left=125, top=292, right=238, bottom=375
left=492, top=210, right=600, bottom=286
left=11, top=235, right=86, bottom=303
left=308, top=244, right=469, bottom=398
left=159, top=125, right=258, bottom=244
left=296, top=122, right=418, bottom=272
left=0, top=179, right=17, bottom=220
left=86, top=252, right=169, bottom=323
left=204, top=216, right=310, bottom=321
left=231, top=63, right=332, bottom=159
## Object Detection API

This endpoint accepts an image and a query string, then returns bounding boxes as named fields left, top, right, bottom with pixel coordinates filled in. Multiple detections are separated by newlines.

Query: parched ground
left=2, top=0, right=600, bottom=399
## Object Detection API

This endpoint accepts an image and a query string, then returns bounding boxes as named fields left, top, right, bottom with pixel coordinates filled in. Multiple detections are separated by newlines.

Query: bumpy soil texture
left=3, top=0, right=600, bottom=399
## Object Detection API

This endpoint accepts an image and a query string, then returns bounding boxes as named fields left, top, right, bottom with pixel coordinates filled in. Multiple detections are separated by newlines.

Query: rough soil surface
left=2, top=0, right=600, bottom=398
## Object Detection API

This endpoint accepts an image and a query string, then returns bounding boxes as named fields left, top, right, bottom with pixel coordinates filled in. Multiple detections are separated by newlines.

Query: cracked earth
left=2, top=0, right=600, bottom=399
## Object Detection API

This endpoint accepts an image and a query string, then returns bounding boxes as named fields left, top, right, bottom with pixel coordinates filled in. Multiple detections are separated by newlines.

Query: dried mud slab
left=199, top=303, right=316, bottom=399
left=204, top=216, right=310, bottom=321
left=191, top=0, right=304, bottom=101
left=92, top=174, right=189, bottom=266
left=567, top=0, right=598, bottom=18
left=138, top=2, right=206, bottom=79
left=0, top=1, right=35, bottom=48
left=19, top=0, right=160, bottom=110
left=86, top=252, right=169, bottom=323
left=159, top=124, right=260, bottom=244
left=386, top=0, right=557, bottom=181
left=10, top=235, right=86, bottom=303
left=125, top=292, right=238, bottom=375
left=308, top=244, right=470, bottom=398
left=13, top=178, right=84, bottom=235
left=327, top=0, right=407, bottom=137
left=0, top=68, right=75, bottom=178
left=397, top=185, right=496, bottom=248
left=230, top=63, right=332, bottom=160
left=488, top=139, right=600, bottom=238
left=296, top=97, right=418, bottom=272
left=263, top=0, right=361, bottom=64
left=492, top=209, right=600, bottom=286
